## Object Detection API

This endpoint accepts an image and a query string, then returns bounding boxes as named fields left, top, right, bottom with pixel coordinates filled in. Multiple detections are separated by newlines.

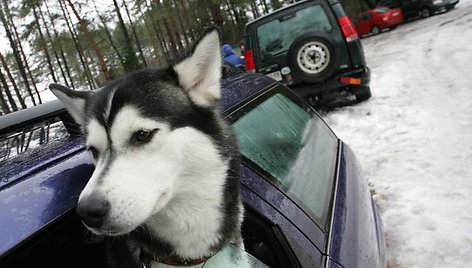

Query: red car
left=354, top=7, right=403, bottom=37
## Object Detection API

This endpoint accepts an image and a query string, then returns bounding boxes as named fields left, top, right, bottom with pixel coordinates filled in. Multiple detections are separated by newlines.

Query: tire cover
left=287, top=33, right=340, bottom=83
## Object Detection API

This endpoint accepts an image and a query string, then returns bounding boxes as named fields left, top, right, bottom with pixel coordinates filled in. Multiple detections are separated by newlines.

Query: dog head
left=50, top=29, right=227, bottom=236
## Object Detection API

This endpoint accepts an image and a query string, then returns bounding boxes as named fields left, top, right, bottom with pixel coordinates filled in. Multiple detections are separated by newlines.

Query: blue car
left=0, top=70, right=385, bottom=268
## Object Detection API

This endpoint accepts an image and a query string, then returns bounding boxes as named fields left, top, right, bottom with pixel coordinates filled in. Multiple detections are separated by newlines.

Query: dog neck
left=135, top=157, right=231, bottom=263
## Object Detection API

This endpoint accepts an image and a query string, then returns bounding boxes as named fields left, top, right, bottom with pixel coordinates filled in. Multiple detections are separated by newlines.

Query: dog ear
left=49, top=83, right=91, bottom=126
left=173, top=28, right=222, bottom=108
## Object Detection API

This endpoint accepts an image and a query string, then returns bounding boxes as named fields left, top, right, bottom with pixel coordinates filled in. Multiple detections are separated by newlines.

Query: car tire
left=421, top=8, right=431, bottom=18
left=371, top=25, right=381, bottom=35
left=287, top=33, right=339, bottom=83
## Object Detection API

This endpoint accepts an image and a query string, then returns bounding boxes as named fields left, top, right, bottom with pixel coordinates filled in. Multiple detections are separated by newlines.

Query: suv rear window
left=256, top=4, right=332, bottom=61
left=232, top=92, right=337, bottom=225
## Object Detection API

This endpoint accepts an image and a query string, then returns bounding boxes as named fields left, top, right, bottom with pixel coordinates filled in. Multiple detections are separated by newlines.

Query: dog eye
left=87, top=146, right=99, bottom=159
left=135, top=130, right=150, bottom=142
left=134, top=129, right=158, bottom=143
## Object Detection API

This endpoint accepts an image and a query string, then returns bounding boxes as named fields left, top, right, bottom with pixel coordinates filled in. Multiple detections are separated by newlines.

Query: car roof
left=245, top=0, right=338, bottom=28
left=220, top=73, right=276, bottom=112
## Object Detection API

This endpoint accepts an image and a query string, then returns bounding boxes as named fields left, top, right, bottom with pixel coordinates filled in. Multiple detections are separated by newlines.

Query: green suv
left=243, top=0, right=371, bottom=105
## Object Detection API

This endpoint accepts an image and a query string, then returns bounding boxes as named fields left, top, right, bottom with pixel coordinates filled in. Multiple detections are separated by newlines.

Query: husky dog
left=49, top=29, right=243, bottom=268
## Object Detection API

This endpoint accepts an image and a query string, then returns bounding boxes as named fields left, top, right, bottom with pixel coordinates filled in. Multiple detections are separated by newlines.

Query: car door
left=357, top=12, right=373, bottom=36
left=401, top=0, right=421, bottom=19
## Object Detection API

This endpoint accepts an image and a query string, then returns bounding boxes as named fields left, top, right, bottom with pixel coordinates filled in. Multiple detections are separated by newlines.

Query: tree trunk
left=59, top=0, right=93, bottom=89
left=60, top=0, right=95, bottom=88
left=0, top=83, right=11, bottom=114
left=261, top=0, right=270, bottom=14
left=102, top=19, right=126, bottom=67
left=188, top=2, right=201, bottom=30
left=225, top=0, right=238, bottom=26
left=250, top=0, right=260, bottom=18
left=0, top=67, right=15, bottom=112
left=207, top=0, right=224, bottom=30
left=66, top=0, right=111, bottom=81
left=162, top=18, right=179, bottom=58
left=172, top=0, right=190, bottom=47
left=179, top=0, right=195, bottom=41
left=122, top=0, right=148, bottom=67
left=153, top=0, right=178, bottom=58
left=42, top=1, right=72, bottom=87
left=93, top=2, right=126, bottom=68
left=153, top=19, right=172, bottom=63
left=137, top=8, right=160, bottom=63
left=113, top=0, right=141, bottom=72
left=0, top=5, right=36, bottom=106
left=142, top=0, right=167, bottom=62
left=9, top=11, right=42, bottom=104
left=33, top=5, right=57, bottom=83
left=169, top=16, right=184, bottom=52
left=0, top=51, right=26, bottom=109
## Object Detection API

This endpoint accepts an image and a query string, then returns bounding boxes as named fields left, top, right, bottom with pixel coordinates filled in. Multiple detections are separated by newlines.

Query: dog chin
left=84, top=222, right=138, bottom=236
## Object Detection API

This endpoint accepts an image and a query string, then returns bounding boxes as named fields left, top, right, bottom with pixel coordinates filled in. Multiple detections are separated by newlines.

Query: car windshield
left=375, top=7, right=390, bottom=13
left=232, top=93, right=337, bottom=226
left=256, top=4, right=332, bottom=61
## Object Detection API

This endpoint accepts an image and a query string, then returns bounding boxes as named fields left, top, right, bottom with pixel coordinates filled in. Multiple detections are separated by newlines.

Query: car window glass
left=201, top=245, right=269, bottom=268
left=361, top=13, right=371, bottom=21
left=232, top=93, right=337, bottom=225
left=0, top=121, right=69, bottom=163
left=256, top=4, right=332, bottom=61
left=375, top=7, right=390, bottom=13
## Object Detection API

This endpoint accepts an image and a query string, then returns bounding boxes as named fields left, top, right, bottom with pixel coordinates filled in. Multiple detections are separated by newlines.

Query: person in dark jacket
left=222, top=44, right=244, bottom=69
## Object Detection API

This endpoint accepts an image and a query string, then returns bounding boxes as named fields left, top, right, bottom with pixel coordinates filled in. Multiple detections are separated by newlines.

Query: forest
left=0, top=0, right=373, bottom=115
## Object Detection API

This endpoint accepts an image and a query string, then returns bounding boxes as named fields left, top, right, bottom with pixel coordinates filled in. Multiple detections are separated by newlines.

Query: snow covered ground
left=323, top=1, right=472, bottom=267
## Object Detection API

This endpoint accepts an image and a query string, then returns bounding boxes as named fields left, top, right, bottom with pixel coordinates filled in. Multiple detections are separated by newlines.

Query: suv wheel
left=371, top=25, right=381, bottom=35
left=288, top=33, right=339, bottom=83
left=421, top=8, right=431, bottom=18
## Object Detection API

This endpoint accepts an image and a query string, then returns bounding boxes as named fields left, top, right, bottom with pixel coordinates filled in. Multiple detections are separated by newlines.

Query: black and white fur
left=49, top=29, right=243, bottom=268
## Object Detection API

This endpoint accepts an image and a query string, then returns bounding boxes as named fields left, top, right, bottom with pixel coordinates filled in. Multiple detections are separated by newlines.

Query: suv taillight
left=244, top=49, right=256, bottom=73
left=338, top=16, right=359, bottom=42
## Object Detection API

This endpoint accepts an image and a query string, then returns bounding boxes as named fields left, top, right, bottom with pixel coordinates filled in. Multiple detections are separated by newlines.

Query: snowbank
left=324, top=1, right=472, bottom=267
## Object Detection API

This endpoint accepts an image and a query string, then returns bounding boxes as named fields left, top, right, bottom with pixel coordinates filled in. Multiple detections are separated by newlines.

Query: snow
left=323, top=1, right=472, bottom=267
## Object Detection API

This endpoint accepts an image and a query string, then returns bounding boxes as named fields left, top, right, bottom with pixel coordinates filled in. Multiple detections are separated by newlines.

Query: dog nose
left=77, top=195, right=110, bottom=228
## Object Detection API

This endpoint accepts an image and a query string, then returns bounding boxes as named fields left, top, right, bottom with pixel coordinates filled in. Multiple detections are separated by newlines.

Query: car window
left=232, top=93, right=337, bottom=225
left=361, top=13, right=372, bottom=22
left=256, top=4, right=332, bottom=61
left=375, top=7, right=390, bottom=13
left=0, top=121, right=69, bottom=162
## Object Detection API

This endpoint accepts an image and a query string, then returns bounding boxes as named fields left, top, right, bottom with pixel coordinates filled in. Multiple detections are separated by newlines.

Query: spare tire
left=288, top=33, right=339, bottom=83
